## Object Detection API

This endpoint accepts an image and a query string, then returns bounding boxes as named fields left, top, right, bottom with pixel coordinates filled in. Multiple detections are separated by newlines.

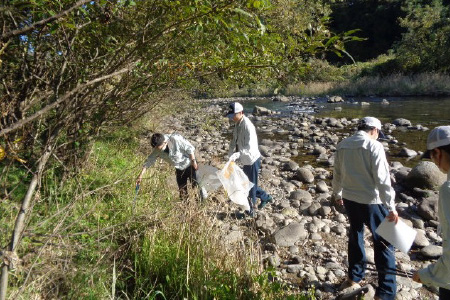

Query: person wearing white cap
left=225, top=102, right=272, bottom=217
left=332, top=116, right=398, bottom=300
left=413, top=126, right=450, bottom=299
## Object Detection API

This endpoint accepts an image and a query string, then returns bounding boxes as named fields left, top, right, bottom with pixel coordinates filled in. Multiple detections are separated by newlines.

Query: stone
left=224, top=230, right=243, bottom=243
left=413, top=230, right=430, bottom=247
left=405, top=161, right=446, bottom=189
left=393, top=118, right=412, bottom=127
left=283, top=160, right=299, bottom=172
left=418, top=194, right=439, bottom=221
left=295, top=167, right=315, bottom=183
left=316, top=180, right=329, bottom=193
left=421, top=245, right=443, bottom=258
left=272, top=222, right=308, bottom=247
left=398, top=147, right=418, bottom=157
left=289, top=190, right=313, bottom=202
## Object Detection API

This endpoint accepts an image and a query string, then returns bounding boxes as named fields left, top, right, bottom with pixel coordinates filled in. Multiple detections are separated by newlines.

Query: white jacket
left=418, top=170, right=450, bottom=289
left=332, top=131, right=396, bottom=211
left=229, top=115, right=261, bottom=165
left=143, top=134, right=195, bottom=170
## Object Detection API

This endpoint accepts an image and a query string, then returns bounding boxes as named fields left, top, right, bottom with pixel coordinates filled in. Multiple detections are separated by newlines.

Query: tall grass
left=3, top=116, right=313, bottom=299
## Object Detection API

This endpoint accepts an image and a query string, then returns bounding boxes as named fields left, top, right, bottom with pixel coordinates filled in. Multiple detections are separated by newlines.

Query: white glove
left=229, top=152, right=241, bottom=162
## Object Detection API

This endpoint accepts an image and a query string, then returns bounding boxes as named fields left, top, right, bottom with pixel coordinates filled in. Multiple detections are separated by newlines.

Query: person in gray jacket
left=136, top=133, right=204, bottom=200
left=332, top=117, right=398, bottom=300
left=413, top=126, right=450, bottom=299
left=226, top=102, right=272, bottom=216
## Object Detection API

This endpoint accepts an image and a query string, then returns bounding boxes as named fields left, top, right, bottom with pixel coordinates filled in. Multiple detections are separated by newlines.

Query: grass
left=1, top=107, right=315, bottom=299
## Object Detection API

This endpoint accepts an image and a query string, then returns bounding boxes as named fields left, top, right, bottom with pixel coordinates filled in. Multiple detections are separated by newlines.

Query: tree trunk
left=0, top=143, right=54, bottom=300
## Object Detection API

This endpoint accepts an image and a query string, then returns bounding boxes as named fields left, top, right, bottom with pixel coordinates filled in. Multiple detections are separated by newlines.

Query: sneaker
left=236, top=210, right=254, bottom=219
left=338, top=278, right=359, bottom=291
left=258, top=195, right=273, bottom=209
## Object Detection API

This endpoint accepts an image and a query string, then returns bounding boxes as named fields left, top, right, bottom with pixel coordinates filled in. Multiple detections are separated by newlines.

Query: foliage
left=395, top=0, right=450, bottom=73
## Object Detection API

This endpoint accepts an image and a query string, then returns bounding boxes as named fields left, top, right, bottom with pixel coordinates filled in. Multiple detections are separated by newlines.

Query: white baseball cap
left=225, top=102, right=244, bottom=118
left=359, top=116, right=382, bottom=130
left=422, top=125, right=450, bottom=158
left=359, top=116, right=385, bottom=139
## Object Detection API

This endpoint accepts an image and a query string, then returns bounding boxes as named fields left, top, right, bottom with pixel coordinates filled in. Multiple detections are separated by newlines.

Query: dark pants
left=343, top=199, right=396, bottom=300
left=243, top=157, right=270, bottom=212
left=440, top=287, right=450, bottom=300
left=175, top=165, right=198, bottom=199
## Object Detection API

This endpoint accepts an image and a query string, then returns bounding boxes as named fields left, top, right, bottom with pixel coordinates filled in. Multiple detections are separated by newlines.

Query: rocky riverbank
left=148, top=96, right=445, bottom=299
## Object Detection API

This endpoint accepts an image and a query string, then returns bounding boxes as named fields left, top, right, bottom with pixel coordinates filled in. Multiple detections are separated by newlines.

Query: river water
left=239, top=96, right=450, bottom=167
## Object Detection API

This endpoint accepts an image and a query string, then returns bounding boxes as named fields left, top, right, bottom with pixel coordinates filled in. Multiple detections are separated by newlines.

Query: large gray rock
left=398, top=147, right=418, bottom=157
left=418, top=193, right=439, bottom=221
left=272, top=222, right=308, bottom=247
left=421, top=245, right=443, bottom=258
left=393, top=118, right=412, bottom=127
left=295, top=167, right=315, bottom=183
left=289, top=190, right=313, bottom=202
left=405, top=161, right=446, bottom=189
left=253, top=105, right=272, bottom=116
left=283, top=160, right=299, bottom=172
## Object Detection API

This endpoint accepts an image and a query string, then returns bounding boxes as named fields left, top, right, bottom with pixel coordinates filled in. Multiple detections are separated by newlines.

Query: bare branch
left=1, top=0, right=92, bottom=40
left=0, top=62, right=139, bottom=137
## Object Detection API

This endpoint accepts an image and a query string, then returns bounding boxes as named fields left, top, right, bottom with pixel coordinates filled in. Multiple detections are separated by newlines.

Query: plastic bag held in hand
left=216, top=160, right=253, bottom=211
left=229, top=152, right=240, bottom=161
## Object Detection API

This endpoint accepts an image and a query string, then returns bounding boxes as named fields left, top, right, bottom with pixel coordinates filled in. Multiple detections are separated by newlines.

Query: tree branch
left=1, top=0, right=92, bottom=40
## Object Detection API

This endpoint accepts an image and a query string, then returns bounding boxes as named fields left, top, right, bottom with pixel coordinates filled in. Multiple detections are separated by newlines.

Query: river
left=239, top=96, right=450, bottom=167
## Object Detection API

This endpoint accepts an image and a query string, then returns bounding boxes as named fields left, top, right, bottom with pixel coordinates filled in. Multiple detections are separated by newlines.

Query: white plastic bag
left=196, top=165, right=222, bottom=192
left=216, top=160, right=253, bottom=211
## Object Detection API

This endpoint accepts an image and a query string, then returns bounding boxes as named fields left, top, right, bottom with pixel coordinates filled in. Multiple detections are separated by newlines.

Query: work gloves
left=229, top=152, right=241, bottom=162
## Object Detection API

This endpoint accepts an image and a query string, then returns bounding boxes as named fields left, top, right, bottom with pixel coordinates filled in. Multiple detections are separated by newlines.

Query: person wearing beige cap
left=332, top=116, right=398, bottom=300
left=413, top=126, right=450, bottom=299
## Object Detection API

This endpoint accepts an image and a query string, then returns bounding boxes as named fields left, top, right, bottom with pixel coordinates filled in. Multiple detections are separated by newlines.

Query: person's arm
left=136, top=151, right=158, bottom=185
left=371, top=142, right=398, bottom=222
left=331, top=150, right=343, bottom=206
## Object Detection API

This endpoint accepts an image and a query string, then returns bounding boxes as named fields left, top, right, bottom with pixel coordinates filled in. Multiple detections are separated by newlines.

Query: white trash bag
left=196, top=165, right=222, bottom=193
left=216, top=160, right=253, bottom=211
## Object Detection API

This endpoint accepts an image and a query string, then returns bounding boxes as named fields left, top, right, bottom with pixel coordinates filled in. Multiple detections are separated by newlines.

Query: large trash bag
left=196, top=165, right=222, bottom=192
left=216, top=160, right=253, bottom=211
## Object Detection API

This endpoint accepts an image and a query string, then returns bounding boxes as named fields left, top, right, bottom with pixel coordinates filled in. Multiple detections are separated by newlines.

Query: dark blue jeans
left=243, top=157, right=270, bottom=212
left=343, top=199, right=396, bottom=300
left=440, top=287, right=450, bottom=299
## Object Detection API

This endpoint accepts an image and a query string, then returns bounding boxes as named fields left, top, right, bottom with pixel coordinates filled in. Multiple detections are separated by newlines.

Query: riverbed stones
left=405, top=161, right=447, bottom=189
left=289, top=190, right=312, bottom=202
left=398, top=147, right=418, bottom=157
left=272, top=222, right=308, bottom=246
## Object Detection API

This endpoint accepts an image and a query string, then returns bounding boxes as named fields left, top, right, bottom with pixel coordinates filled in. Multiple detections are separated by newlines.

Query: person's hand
left=191, top=159, right=198, bottom=170
left=412, top=272, right=422, bottom=283
left=229, top=152, right=240, bottom=161
left=387, top=210, right=399, bottom=224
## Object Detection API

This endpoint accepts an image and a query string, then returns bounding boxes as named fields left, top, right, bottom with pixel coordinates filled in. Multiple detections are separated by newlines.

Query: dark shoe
left=236, top=210, right=254, bottom=219
left=258, top=195, right=273, bottom=209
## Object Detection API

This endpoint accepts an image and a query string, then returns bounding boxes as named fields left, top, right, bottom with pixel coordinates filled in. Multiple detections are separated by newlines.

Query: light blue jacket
left=418, top=170, right=450, bottom=289
left=143, top=134, right=195, bottom=170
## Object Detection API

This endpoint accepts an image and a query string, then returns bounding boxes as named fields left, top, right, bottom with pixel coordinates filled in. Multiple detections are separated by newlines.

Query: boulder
left=405, top=161, right=446, bottom=189
left=398, top=147, right=418, bottom=157
left=393, top=118, right=412, bottom=127
left=418, top=193, right=439, bottom=221
left=289, top=190, right=313, bottom=202
left=295, top=167, right=315, bottom=183
left=272, top=222, right=308, bottom=247
left=253, top=105, right=272, bottom=116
